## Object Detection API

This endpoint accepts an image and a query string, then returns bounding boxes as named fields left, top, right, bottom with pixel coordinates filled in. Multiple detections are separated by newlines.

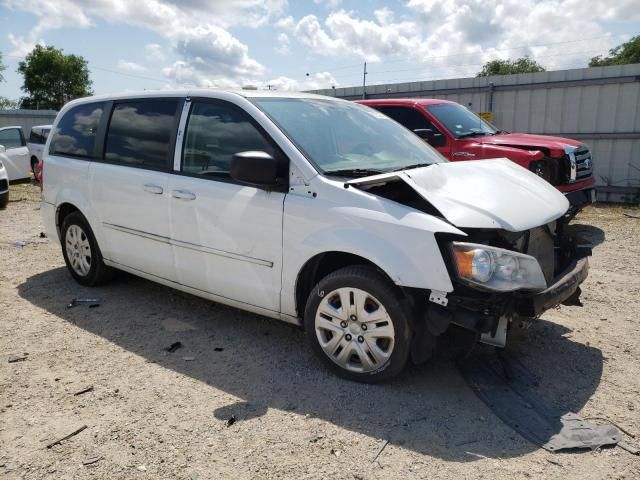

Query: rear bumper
left=515, top=257, right=589, bottom=317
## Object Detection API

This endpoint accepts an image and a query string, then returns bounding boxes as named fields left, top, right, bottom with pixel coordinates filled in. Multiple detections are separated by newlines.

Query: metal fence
left=309, top=64, right=640, bottom=203
left=0, top=109, right=58, bottom=139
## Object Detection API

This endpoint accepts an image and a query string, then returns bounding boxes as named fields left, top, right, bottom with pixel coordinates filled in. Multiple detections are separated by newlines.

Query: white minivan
left=41, top=90, right=590, bottom=382
left=27, top=124, right=52, bottom=179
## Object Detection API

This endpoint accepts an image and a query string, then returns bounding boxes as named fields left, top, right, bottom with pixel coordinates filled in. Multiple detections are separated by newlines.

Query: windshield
left=426, top=103, right=497, bottom=138
left=253, top=98, right=445, bottom=176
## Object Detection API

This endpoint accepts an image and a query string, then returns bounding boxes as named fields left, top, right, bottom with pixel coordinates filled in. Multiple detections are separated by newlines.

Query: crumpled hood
left=474, top=133, right=581, bottom=157
left=346, top=159, right=569, bottom=232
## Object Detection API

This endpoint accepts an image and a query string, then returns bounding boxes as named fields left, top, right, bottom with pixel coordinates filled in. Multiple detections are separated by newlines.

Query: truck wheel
left=304, top=265, right=411, bottom=383
left=61, top=211, right=114, bottom=286
left=31, top=157, right=40, bottom=182
left=0, top=191, right=8, bottom=209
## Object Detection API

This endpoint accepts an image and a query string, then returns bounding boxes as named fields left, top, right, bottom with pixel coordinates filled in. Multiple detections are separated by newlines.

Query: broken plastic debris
left=67, top=298, right=100, bottom=309
left=8, top=354, right=27, bottom=363
left=543, top=413, right=620, bottom=452
left=164, top=342, right=183, bottom=353
left=82, top=455, right=102, bottom=466
left=15, top=240, right=27, bottom=248
left=226, top=415, right=237, bottom=427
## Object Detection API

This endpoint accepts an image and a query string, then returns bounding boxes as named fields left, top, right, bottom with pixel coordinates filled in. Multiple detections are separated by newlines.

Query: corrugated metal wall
left=309, top=64, right=640, bottom=203
left=0, top=110, right=57, bottom=139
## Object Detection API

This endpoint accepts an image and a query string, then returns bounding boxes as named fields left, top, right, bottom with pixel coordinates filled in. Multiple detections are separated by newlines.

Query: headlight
left=451, top=242, right=547, bottom=292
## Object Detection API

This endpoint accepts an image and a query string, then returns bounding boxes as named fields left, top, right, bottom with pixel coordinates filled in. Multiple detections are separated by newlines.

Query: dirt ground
left=1, top=183, right=639, bottom=480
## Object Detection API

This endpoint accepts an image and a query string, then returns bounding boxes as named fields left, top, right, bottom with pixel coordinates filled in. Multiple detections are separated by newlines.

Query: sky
left=0, top=0, right=638, bottom=100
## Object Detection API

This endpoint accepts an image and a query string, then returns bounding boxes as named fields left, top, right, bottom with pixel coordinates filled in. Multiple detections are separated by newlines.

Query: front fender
left=280, top=191, right=465, bottom=317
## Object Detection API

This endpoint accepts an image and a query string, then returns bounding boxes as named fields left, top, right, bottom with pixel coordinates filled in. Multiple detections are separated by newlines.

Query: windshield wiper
left=389, top=163, right=433, bottom=172
left=324, top=168, right=384, bottom=177
left=457, top=131, right=490, bottom=139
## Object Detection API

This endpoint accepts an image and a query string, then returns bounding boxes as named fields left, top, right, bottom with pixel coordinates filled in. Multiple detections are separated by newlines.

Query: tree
left=0, top=97, right=20, bottom=110
left=0, top=50, right=6, bottom=82
left=477, top=57, right=546, bottom=77
left=17, top=45, right=92, bottom=110
left=589, top=35, right=640, bottom=67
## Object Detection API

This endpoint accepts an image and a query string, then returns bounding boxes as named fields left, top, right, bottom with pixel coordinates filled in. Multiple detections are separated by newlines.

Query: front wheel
left=304, top=265, right=411, bottom=383
left=61, top=211, right=114, bottom=286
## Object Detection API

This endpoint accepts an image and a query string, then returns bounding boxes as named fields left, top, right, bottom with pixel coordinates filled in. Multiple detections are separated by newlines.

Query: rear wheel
left=61, top=211, right=114, bottom=286
left=304, top=265, right=411, bottom=383
left=0, top=191, right=8, bottom=209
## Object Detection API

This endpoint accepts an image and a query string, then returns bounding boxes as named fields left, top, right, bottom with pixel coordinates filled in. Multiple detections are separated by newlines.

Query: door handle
left=171, top=189, right=196, bottom=201
left=143, top=184, right=163, bottom=194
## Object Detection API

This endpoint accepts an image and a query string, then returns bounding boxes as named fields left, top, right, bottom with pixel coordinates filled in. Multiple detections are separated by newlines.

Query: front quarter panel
left=280, top=177, right=464, bottom=317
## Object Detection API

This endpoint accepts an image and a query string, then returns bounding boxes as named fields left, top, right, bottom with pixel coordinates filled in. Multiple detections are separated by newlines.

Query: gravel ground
left=1, top=184, right=639, bottom=480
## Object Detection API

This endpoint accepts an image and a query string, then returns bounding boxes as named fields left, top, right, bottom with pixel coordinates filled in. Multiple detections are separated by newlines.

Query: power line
left=3, top=53, right=167, bottom=83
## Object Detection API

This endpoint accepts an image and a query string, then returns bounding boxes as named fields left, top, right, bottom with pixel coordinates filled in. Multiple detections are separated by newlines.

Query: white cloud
left=313, top=0, right=342, bottom=8
left=290, top=1, right=636, bottom=81
left=275, top=33, right=290, bottom=55
left=266, top=71, right=337, bottom=91
left=3, top=0, right=275, bottom=87
left=144, top=43, right=167, bottom=62
left=7, top=33, right=40, bottom=57
left=117, top=60, right=147, bottom=73
left=294, top=11, right=419, bottom=62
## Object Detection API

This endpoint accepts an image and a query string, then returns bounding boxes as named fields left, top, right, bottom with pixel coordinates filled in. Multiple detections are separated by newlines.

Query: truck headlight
left=451, top=242, right=547, bottom=292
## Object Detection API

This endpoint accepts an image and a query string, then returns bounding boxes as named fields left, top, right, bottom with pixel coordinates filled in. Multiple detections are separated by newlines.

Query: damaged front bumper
left=514, top=256, right=589, bottom=317
left=421, top=249, right=590, bottom=349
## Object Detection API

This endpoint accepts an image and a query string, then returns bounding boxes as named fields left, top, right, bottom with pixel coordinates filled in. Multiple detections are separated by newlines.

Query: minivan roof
left=62, top=88, right=336, bottom=108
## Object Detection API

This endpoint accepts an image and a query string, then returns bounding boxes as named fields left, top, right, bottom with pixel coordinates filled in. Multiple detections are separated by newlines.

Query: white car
left=0, top=126, right=30, bottom=183
left=40, top=90, right=590, bottom=382
left=0, top=156, right=8, bottom=208
left=27, top=124, right=52, bottom=178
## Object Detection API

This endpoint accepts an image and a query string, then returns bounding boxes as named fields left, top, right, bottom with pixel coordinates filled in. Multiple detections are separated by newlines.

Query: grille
left=0, top=179, right=7, bottom=191
left=525, top=226, right=556, bottom=285
left=574, top=146, right=593, bottom=181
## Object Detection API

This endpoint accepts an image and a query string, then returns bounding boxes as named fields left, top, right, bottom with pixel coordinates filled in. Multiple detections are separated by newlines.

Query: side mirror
left=0, top=145, right=5, bottom=153
left=230, top=151, right=281, bottom=189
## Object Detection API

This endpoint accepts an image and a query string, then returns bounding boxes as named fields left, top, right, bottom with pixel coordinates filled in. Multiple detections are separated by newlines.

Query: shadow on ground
left=568, top=223, right=606, bottom=247
left=18, top=267, right=603, bottom=462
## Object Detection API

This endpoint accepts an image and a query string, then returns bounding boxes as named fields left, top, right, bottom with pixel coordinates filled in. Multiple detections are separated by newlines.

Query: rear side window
left=0, top=128, right=24, bottom=149
left=29, top=129, right=45, bottom=144
left=373, top=106, right=438, bottom=132
left=105, top=100, right=179, bottom=170
left=182, top=101, right=274, bottom=178
left=49, top=103, right=105, bottom=158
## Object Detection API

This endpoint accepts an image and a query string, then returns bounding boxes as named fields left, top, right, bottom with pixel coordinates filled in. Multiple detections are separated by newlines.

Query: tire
left=60, top=211, right=114, bottom=286
left=0, top=191, right=8, bottom=209
left=304, top=265, right=412, bottom=383
left=31, top=157, right=40, bottom=183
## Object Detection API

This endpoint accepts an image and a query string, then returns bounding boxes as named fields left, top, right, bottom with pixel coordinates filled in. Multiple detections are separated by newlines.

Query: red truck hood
left=472, top=133, right=581, bottom=157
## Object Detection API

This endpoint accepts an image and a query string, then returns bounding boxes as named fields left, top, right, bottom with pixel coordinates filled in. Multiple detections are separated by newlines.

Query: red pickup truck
left=357, top=99, right=595, bottom=209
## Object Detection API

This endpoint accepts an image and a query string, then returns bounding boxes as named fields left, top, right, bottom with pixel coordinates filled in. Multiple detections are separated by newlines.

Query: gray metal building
left=309, top=64, right=640, bottom=203
left=0, top=109, right=57, bottom=139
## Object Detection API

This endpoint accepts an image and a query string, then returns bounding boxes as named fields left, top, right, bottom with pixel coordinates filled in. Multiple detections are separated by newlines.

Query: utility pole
left=362, top=62, right=367, bottom=100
